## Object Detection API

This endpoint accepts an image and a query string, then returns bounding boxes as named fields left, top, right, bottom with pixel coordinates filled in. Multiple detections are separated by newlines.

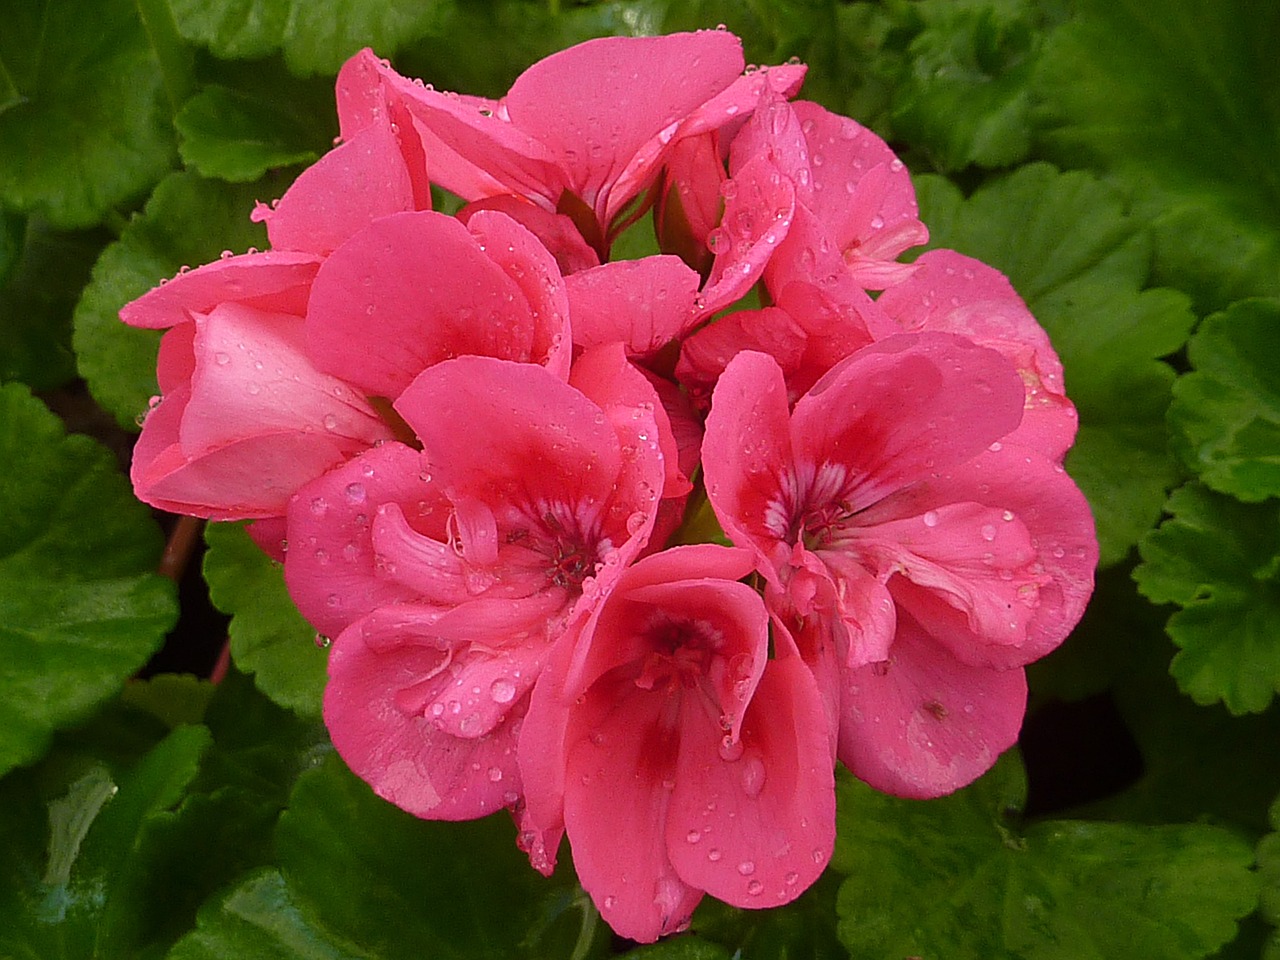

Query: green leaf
left=0, top=0, right=175, bottom=228
left=619, top=936, right=734, bottom=960
left=833, top=756, right=1258, bottom=960
left=1134, top=482, right=1280, bottom=714
left=0, top=383, right=177, bottom=778
left=1034, top=0, right=1280, bottom=313
left=915, top=164, right=1196, bottom=567
left=692, top=870, right=845, bottom=960
left=1169, top=298, right=1280, bottom=502
left=1261, top=795, right=1280, bottom=960
left=176, top=85, right=322, bottom=183
left=72, top=171, right=275, bottom=430
left=274, top=753, right=571, bottom=960
left=0, top=723, right=212, bottom=960
left=168, top=0, right=452, bottom=77
left=168, top=869, right=372, bottom=960
left=886, top=0, right=1045, bottom=172
left=203, top=522, right=328, bottom=717
left=0, top=218, right=104, bottom=390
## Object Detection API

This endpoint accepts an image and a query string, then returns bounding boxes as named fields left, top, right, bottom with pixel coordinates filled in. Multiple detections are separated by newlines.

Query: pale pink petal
left=503, top=31, right=744, bottom=222
left=876, top=249, right=1077, bottom=458
left=120, top=251, right=320, bottom=329
left=132, top=388, right=352, bottom=520
left=252, top=118, right=418, bottom=257
left=666, top=656, right=834, bottom=908
left=305, top=211, right=560, bottom=397
left=325, top=609, right=526, bottom=820
left=285, top=443, right=441, bottom=638
left=565, top=256, right=701, bottom=355
left=457, top=196, right=600, bottom=276
left=156, top=323, right=195, bottom=393
left=837, top=614, right=1027, bottom=799
left=790, top=333, right=1025, bottom=511
left=183, top=303, right=389, bottom=455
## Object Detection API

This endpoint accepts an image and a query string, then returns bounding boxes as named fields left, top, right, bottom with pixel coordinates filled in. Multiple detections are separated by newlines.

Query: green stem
left=134, top=0, right=195, bottom=115
left=568, top=890, right=600, bottom=960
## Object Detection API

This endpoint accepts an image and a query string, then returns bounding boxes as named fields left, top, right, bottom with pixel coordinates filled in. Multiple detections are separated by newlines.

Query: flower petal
left=565, top=256, right=701, bottom=355
left=837, top=614, right=1027, bottom=799
left=667, top=655, right=834, bottom=908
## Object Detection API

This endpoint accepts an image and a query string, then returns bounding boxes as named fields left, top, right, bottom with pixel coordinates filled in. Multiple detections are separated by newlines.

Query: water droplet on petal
left=314, top=634, right=331, bottom=649
left=747, top=879, right=763, bottom=896
left=490, top=678, right=517, bottom=704
left=741, top=756, right=766, bottom=797
left=737, top=860, right=755, bottom=876
left=487, top=766, right=503, bottom=782
left=686, top=829, right=702, bottom=844
left=922, top=510, right=939, bottom=528
left=345, top=482, right=367, bottom=504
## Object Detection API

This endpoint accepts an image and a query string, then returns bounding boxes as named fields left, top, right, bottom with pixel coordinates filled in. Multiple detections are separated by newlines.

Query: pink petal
left=463, top=209, right=573, bottom=381
left=305, top=211, right=561, bottom=398
left=727, top=89, right=812, bottom=209
left=156, top=323, right=195, bottom=393
left=867, top=442, right=1097, bottom=667
left=700, top=150, right=796, bottom=315
left=666, top=655, right=834, bottom=908
left=702, top=351, right=796, bottom=572
left=677, top=63, right=808, bottom=140
left=457, top=195, right=600, bottom=276
left=790, top=333, right=1025, bottom=511
left=656, top=133, right=725, bottom=276
left=876, top=249, right=1077, bottom=459
left=183, top=303, right=389, bottom=455
left=565, top=256, right=701, bottom=355
left=325, top=609, right=526, bottom=820
left=132, top=387, right=352, bottom=519
left=285, top=443, right=441, bottom=638
left=252, top=118, right=419, bottom=257
left=120, top=251, right=320, bottom=329
left=503, top=31, right=745, bottom=222
left=837, top=614, right=1027, bottom=799
left=561, top=682, right=702, bottom=942
left=396, top=357, right=625, bottom=520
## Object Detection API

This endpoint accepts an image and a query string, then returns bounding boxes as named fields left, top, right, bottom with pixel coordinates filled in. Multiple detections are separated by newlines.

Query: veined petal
left=790, top=333, right=1025, bottom=511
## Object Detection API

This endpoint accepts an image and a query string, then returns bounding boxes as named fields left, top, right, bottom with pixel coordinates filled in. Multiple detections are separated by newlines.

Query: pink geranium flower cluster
left=123, top=30, right=1096, bottom=942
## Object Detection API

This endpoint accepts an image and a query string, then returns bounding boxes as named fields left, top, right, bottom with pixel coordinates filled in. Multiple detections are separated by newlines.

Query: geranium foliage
left=0, top=0, right=1275, bottom=956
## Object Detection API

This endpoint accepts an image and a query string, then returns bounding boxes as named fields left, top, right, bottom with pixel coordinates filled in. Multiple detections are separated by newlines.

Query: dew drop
left=345, top=482, right=367, bottom=504
left=981, top=524, right=996, bottom=541
left=741, top=756, right=767, bottom=797
left=718, top=735, right=745, bottom=762
left=313, top=634, right=332, bottom=649
left=213, top=351, right=230, bottom=365
left=490, top=677, right=517, bottom=704
left=922, top=510, right=939, bottom=528
left=707, top=848, right=723, bottom=862
left=686, top=829, right=702, bottom=844
left=747, top=880, right=763, bottom=896
left=487, top=766, right=503, bottom=782
left=737, top=860, right=755, bottom=876
left=322, top=413, right=339, bottom=431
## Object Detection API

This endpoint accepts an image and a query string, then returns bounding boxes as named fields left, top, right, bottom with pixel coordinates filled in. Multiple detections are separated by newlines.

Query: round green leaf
left=0, top=0, right=176, bottom=228
left=834, top=756, right=1258, bottom=959
left=203, top=522, right=328, bottom=718
left=1135, top=482, right=1280, bottom=714
left=1035, top=0, right=1280, bottom=312
left=176, top=85, right=321, bottom=183
left=275, top=753, right=573, bottom=960
left=1170, top=298, right=1280, bottom=502
left=0, top=383, right=177, bottom=777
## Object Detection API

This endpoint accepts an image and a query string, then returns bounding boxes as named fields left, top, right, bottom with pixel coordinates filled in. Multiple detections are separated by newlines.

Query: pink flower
left=350, top=34, right=804, bottom=255
left=290, top=353, right=668, bottom=819
left=125, top=208, right=571, bottom=525
left=519, top=544, right=834, bottom=942
left=702, top=337, right=1096, bottom=797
